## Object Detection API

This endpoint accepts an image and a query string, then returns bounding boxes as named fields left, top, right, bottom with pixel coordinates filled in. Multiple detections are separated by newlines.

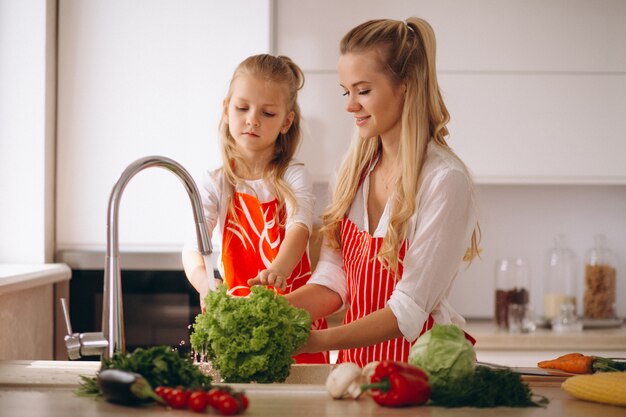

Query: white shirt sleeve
left=388, top=166, right=476, bottom=342
left=307, top=236, right=349, bottom=306
left=183, top=169, right=221, bottom=252
left=283, top=163, right=315, bottom=234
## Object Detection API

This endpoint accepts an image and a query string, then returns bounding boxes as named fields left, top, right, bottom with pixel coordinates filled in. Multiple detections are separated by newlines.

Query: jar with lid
left=494, top=258, right=530, bottom=329
left=584, top=234, right=617, bottom=319
left=543, top=234, right=578, bottom=321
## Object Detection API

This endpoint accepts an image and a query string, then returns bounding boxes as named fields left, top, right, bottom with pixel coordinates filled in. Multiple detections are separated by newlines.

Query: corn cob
left=561, top=372, right=626, bottom=407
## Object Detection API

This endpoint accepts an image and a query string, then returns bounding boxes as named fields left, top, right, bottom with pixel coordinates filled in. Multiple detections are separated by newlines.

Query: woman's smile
left=355, top=115, right=370, bottom=127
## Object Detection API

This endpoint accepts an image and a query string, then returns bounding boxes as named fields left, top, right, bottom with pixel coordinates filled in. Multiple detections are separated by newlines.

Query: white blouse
left=185, top=162, right=315, bottom=277
left=309, top=142, right=478, bottom=342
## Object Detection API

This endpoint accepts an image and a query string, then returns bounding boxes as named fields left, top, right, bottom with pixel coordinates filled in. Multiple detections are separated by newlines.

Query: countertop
left=0, top=361, right=624, bottom=416
left=465, top=319, right=626, bottom=351
left=464, top=319, right=626, bottom=367
left=0, top=264, right=71, bottom=295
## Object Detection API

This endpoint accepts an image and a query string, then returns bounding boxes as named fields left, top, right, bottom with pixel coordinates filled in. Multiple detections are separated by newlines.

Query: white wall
left=0, top=0, right=56, bottom=263
left=451, top=185, right=626, bottom=318
left=55, top=0, right=270, bottom=251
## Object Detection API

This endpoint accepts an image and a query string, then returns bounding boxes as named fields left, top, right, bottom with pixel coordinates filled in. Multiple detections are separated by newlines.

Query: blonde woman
left=252, top=18, right=480, bottom=366
left=183, top=54, right=328, bottom=364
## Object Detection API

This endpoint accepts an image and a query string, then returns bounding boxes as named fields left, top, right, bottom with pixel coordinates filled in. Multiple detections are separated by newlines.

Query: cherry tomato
left=206, top=388, right=227, bottom=407
left=159, top=386, right=174, bottom=403
left=188, top=390, right=208, bottom=413
left=168, top=387, right=189, bottom=409
left=154, top=386, right=167, bottom=399
left=234, top=392, right=249, bottom=412
left=213, top=394, right=239, bottom=415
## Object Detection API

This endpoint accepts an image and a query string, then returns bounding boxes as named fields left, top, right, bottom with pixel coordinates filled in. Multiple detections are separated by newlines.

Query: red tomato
left=206, top=388, right=226, bottom=407
left=214, top=394, right=239, bottom=415
left=235, top=392, right=249, bottom=412
left=154, top=386, right=167, bottom=399
left=168, top=387, right=189, bottom=409
left=188, top=390, right=208, bottom=413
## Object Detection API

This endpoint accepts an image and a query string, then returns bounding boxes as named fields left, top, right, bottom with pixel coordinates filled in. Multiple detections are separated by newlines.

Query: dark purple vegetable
left=97, top=369, right=163, bottom=406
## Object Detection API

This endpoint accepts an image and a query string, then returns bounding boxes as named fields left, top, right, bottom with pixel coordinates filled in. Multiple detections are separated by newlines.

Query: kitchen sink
left=0, top=361, right=334, bottom=389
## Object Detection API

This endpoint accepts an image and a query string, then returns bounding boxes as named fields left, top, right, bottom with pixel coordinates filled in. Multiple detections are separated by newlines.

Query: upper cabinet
left=277, top=0, right=626, bottom=184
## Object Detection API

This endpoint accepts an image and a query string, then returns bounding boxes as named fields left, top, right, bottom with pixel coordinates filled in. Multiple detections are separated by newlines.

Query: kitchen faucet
left=61, top=156, right=212, bottom=360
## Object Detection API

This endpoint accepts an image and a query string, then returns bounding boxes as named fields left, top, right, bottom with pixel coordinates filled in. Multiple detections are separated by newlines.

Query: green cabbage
left=190, top=285, right=311, bottom=383
left=408, top=324, right=476, bottom=388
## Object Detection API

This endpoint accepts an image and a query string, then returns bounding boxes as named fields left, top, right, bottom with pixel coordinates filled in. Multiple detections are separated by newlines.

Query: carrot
left=537, top=353, right=594, bottom=374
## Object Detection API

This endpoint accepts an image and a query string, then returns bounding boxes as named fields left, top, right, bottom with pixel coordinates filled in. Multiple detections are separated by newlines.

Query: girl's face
left=225, top=74, right=294, bottom=161
left=338, top=50, right=405, bottom=143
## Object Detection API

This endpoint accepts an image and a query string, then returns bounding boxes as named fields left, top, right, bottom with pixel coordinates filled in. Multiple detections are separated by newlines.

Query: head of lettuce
left=408, top=324, right=476, bottom=388
left=190, top=285, right=311, bottom=383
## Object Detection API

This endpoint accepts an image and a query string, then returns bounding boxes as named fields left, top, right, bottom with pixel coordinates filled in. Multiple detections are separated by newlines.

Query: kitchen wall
left=0, top=0, right=56, bottom=263
left=1, top=0, right=624, bottom=318
left=55, top=0, right=271, bottom=252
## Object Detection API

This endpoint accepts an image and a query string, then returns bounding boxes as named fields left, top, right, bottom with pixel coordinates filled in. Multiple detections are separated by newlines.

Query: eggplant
left=97, top=369, right=163, bottom=406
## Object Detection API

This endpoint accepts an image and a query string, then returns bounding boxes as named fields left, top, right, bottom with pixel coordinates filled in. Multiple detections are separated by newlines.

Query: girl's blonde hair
left=321, top=17, right=480, bottom=274
left=219, top=54, right=305, bottom=224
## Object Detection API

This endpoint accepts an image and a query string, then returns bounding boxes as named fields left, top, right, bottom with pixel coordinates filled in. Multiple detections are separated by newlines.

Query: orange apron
left=337, top=217, right=435, bottom=366
left=221, top=192, right=328, bottom=364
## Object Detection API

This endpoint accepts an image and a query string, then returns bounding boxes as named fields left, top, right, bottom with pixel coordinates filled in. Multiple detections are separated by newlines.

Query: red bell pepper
left=361, top=361, right=431, bottom=407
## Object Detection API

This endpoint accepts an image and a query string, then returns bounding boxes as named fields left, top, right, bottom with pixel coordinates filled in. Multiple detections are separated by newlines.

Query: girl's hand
left=247, top=268, right=287, bottom=291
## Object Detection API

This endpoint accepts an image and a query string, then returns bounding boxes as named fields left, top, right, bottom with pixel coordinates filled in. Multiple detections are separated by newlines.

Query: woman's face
left=224, top=74, right=294, bottom=160
left=338, top=50, right=405, bottom=143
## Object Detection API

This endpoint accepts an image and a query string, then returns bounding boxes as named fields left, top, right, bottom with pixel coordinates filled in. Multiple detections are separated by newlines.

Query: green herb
left=76, top=374, right=101, bottom=397
left=190, top=285, right=311, bottom=383
left=75, top=345, right=212, bottom=397
left=430, top=366, right=548, bottom=408
left=592, top=356, right=626, bottom=372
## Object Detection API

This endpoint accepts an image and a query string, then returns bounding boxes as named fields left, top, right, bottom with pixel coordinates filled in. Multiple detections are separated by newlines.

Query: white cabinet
left=277, top=0, right=626, bottom=184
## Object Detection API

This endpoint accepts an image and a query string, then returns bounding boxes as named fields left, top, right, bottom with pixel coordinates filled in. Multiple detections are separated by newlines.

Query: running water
left=202, top=253, right=217, bottom=291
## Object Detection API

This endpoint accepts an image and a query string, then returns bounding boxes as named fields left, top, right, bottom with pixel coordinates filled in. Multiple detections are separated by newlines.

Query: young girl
left=251, top=18, right=480, bottom=366
left=183, top=54, right=328, bottom=364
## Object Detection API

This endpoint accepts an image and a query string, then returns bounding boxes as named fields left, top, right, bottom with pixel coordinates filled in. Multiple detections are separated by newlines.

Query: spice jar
left=543, top=235, right=578, bottom=320
left=495, top=258, right=530, bottom=329
left=584, top=234, right=617, bottom=319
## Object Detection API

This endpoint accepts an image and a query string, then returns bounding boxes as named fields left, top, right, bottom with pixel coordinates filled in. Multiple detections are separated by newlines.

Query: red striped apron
left=221, top=192, right=328, bottom=364
left=337, top=217, right=435, bottom=366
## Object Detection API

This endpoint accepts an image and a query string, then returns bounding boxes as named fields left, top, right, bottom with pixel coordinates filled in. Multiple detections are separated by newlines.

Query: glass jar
left=543, top=235, right=578, bottom=320
left=584, top=234, right=617, bottom=319
left=494, top=258, right=530, bottom=329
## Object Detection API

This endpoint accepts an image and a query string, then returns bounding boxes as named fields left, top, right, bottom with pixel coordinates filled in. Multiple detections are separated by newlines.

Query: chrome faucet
left=61, top=156, right=212, bottom=360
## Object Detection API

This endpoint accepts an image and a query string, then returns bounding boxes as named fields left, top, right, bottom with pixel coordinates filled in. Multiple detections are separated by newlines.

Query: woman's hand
left=247, top=267, right=287, bottom=291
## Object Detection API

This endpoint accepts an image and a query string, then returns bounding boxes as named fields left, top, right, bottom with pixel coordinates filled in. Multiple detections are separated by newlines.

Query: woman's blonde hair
left=321, top=17, right=480, bottom=274
left=219, top=54, right=305, bottom=224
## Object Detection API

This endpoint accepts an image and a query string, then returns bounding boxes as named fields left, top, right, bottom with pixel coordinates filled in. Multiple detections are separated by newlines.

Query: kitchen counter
left=465, top=319, right=626, bottom=367
left=465, top=319, right=626, bottom=351
left=0, top=264, right=71, bottom=360
left=0, top=361, right=624, bottom=416
left=0, top=264, right=70, bottom=296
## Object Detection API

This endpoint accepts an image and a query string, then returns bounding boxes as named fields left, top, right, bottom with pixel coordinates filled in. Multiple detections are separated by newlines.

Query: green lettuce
left=408, top=324, right=476, bottom=388
left=190, top=285, right=311, bottom=383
